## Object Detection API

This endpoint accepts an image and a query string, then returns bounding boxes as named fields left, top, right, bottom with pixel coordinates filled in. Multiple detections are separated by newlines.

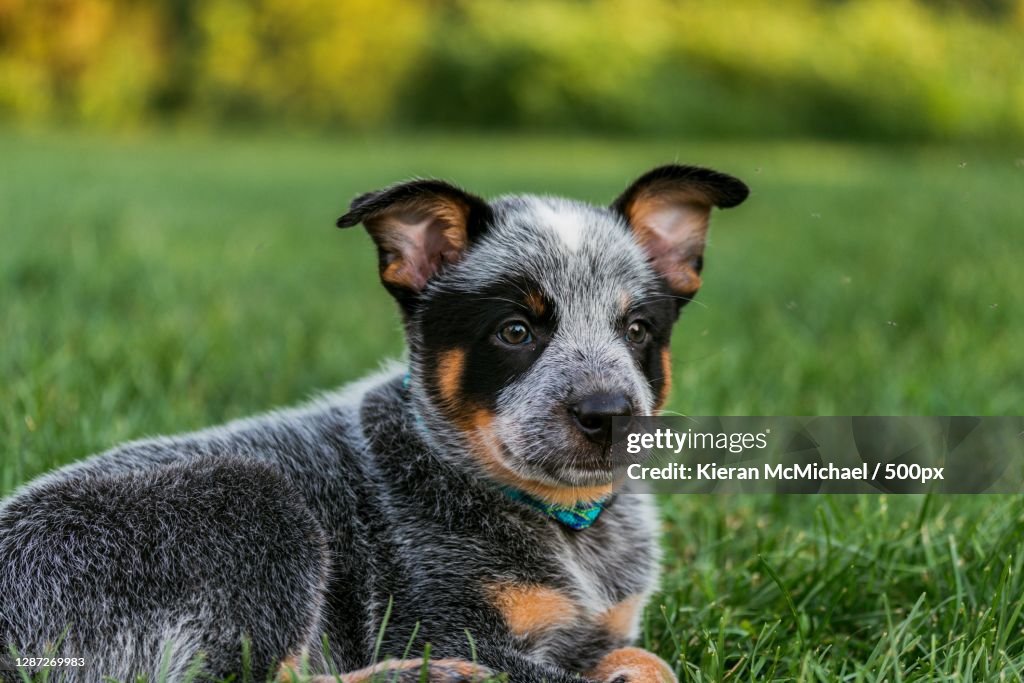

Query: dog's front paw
left=390, top=659, right=496, bottom=683
left=305, top=658, right=495, bottom=683
left=587, top=647, right=676, bottom=683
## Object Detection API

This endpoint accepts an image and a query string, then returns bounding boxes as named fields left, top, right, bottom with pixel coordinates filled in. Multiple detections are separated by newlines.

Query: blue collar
left=501, top=486, right=610, bottom=530
left=402, top=373, right=609, bottom=530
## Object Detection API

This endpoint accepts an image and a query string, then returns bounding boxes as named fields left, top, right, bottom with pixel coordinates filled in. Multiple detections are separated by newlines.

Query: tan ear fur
left=613, top=165, right=749, bottom=297
left=337, top=180, right=491, bottom=300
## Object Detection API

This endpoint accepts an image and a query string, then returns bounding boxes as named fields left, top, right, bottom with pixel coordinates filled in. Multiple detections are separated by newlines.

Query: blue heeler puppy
left=0, top=165, right=748, bottom=682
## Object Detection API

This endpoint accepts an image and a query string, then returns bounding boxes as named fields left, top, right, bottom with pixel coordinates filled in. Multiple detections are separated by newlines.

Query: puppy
left=0, top=165, right=748, bottom=682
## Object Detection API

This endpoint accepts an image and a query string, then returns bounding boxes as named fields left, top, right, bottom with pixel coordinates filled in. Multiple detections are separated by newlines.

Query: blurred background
left=2, top=0, right=1024, bottom=141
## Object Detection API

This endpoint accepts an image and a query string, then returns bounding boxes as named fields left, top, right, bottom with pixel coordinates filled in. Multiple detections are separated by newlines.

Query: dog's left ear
left=612, top=165, right=748, bottom=297
left=337, top=179, right=492, bottom=303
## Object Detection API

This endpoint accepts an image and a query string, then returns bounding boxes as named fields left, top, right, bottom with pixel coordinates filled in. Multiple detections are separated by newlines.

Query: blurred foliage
left=1, top=0, right=1023, bottom=139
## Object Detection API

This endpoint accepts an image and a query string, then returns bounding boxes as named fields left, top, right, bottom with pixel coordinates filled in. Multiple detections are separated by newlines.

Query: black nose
left=570, top=393, right=633, bottom=445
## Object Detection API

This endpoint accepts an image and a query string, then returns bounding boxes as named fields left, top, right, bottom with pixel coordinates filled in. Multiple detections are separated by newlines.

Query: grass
left=1, top=127, right=1023, bottom=681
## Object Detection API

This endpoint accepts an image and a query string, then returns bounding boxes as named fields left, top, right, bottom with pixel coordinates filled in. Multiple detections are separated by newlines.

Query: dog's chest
left=561, top=533, right=641, bottom=617
left=495, top=499, right=661, bottom=669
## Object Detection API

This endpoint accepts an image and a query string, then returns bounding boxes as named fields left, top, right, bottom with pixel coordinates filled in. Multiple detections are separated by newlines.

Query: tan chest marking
left=488, top=582, right=580, bottom=636
left=600, top=594, right=644, bottom=641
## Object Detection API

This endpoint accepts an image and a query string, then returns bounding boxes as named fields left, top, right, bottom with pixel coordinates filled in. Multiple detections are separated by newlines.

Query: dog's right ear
left=337, top=179, right=492, bottom=303
left=612, top=165, right=748, bottom=299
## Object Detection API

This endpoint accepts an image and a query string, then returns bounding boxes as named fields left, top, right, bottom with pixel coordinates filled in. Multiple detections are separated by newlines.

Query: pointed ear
left=612, top=165, right=748, bottom=298
left=337, top=179, right=492, bottom=302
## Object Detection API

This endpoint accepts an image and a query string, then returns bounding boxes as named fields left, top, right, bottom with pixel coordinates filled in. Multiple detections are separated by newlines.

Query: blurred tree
left=0, top=0, right=164, bottom=124
left=1, top=0, right=1022, bottom=139
left=193, top=0, right=430, bottom=125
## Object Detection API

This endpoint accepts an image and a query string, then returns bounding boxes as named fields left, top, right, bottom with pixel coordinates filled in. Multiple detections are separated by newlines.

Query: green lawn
left=1, top=128, right=1023, bottom=681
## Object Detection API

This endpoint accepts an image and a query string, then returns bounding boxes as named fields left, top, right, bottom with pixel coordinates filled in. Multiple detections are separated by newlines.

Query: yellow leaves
left=0, top=0, right=1021, bottom=137
left=0, top=0, right=163, bottom=124
left=194, top=0, right=430, bottom=124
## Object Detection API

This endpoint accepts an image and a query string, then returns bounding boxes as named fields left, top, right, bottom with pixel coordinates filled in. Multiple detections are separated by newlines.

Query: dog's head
left=338, top=166, right=748, bottom=504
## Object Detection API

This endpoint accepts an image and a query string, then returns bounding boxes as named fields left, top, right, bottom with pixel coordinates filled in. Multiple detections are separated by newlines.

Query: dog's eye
left=497, top=321, right=533, bottom=346
left=626, top=321, right=648, bottom=344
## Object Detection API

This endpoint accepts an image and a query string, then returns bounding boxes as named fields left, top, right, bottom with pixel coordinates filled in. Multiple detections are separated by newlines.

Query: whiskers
left=633, top=290, right=708, bottom=310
